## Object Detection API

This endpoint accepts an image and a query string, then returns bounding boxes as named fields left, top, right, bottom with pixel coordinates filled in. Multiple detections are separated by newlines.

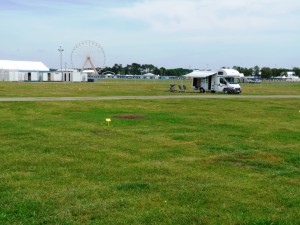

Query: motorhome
left=184, top=69, right=243, bottom=94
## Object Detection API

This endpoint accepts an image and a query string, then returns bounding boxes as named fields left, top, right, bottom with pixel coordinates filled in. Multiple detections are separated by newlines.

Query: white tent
left=144, top=73, right=155, bottom=76
left=143, top=73, right=159, bottom=79
left=0, top=60, right=49, bottom=71
left=0, top=60, right=49, bottom=81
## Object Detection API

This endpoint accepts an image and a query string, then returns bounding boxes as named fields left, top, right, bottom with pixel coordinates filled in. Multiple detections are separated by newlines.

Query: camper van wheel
left=200, top=87, right=205, bottom=93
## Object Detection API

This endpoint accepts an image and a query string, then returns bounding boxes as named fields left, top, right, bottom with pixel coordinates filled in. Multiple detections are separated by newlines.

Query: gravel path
left=1, top=95, right=300, bottom=102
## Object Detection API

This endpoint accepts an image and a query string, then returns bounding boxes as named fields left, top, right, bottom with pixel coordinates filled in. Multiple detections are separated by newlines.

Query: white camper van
left=184, top=69, right=243, bottom=94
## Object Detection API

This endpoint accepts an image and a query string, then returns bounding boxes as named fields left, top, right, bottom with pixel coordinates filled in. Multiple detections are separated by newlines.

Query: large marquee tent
left=0, top=60, right=50, bottom=81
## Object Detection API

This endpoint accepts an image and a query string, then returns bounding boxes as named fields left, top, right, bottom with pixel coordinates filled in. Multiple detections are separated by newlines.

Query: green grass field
left=0, top=80, right=300, bottom=97
left=0, top=81, right=300, bottom=224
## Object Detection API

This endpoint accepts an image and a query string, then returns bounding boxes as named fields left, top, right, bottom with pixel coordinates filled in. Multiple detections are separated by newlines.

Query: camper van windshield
left=225, top=77, right=239, bottom=84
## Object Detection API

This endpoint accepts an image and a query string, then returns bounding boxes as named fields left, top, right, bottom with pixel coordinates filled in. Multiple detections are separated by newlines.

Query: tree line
left=100, top=63, right=192, bottom=76
left=98, top=63, right=300, bottom=78
left=233, top=66, right=300, bottom=79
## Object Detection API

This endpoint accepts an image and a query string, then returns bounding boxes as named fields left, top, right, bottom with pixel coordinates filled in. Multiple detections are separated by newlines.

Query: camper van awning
left=183, top=70, right=217, bottom=78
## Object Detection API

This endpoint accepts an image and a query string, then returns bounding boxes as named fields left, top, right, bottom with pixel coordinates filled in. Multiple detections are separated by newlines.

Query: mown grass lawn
left=0, top=80, right=300, bottom=97
left=0, top=94, right=299, bottom=224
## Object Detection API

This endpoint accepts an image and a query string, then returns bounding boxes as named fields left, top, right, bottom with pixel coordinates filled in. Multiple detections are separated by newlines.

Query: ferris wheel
left=70, top=40, right=106, bottom=74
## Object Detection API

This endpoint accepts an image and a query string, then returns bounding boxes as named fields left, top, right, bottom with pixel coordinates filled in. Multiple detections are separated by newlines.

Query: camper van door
left=215, top=76, right=227, bottom=92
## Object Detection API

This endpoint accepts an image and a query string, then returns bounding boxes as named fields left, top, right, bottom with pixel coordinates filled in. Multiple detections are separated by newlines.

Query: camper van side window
left=218, top=72, right=223, bottom=75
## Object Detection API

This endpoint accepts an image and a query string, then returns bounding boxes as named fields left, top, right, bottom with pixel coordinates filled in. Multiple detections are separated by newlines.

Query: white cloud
left=112, top=0, right=300, bottom=32
left=1, top=0, right=299, bottom=68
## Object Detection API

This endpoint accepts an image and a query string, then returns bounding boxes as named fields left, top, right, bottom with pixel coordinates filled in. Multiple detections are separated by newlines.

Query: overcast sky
left=1, top=0, right=299, bottom=69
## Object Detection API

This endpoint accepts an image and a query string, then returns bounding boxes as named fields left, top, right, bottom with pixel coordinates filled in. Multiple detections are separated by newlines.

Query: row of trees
left=233, top=66, right=300, bottom=78
left=100, top=63, right=192, bottom=76
left=98, top=63, right=300, bottom=78
left=260, top=67, right=300, bottom=79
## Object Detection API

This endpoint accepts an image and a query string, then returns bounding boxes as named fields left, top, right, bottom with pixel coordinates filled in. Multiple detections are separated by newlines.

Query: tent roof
left=0, top=60, right=49, bottom=71
left=143, top=73, right=157, bottom=76
left=82, top=69, right=96, bottom=73
left=183, top=70, right=217, bottom=78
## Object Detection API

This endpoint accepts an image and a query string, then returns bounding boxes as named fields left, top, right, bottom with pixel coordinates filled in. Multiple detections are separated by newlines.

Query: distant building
left=0, top=60, right=88, bottom=82
left=0, top=60, right=50, bottom=81
left=271, top=71, right=300, bottom=82
left=143, top=73, right=160, bottom=79
left=54, top=69, right=88, bottom=82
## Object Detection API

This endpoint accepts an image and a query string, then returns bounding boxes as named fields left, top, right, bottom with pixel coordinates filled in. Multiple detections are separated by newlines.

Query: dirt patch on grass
left=113, top=114, right=145, bottom=119
left=230, top=161, right=255, bottom=169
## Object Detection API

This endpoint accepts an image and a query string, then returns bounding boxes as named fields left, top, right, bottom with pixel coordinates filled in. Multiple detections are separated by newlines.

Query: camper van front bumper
left=227, top=87, right=241, bottom=94
left=234, top=88, right=241, bottom=94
